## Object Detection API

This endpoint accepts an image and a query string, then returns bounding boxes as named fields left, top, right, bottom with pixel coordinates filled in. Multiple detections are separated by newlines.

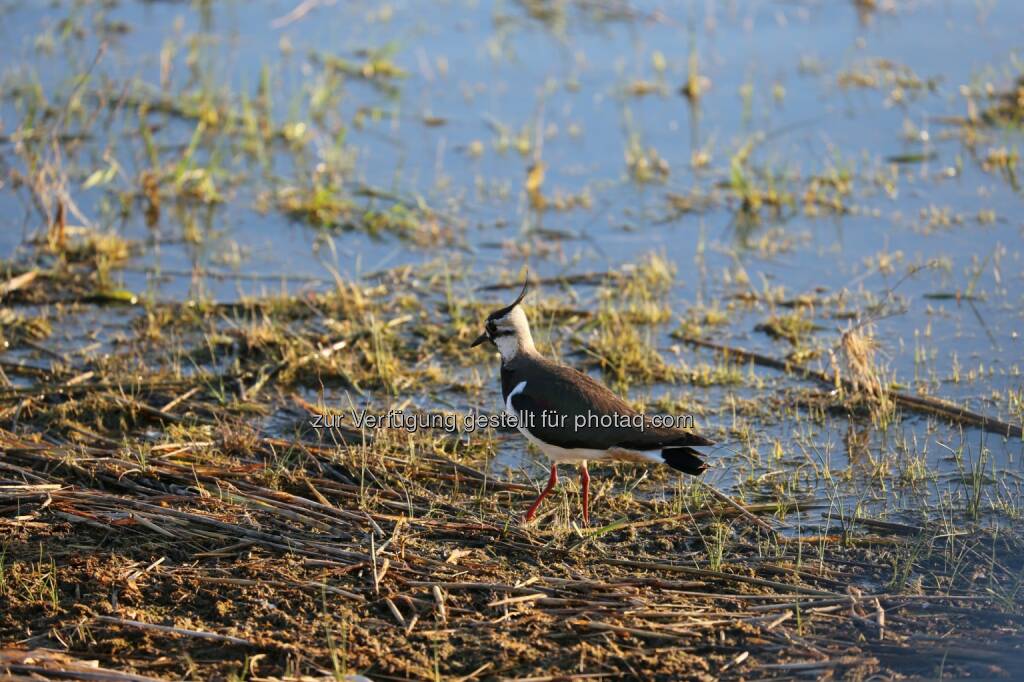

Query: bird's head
left=470, top=273, right=535, bottom=361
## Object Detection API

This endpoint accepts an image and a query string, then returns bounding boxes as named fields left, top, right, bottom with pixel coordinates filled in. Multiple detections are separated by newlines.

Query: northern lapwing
left=470, top=275, right=713, bottom=525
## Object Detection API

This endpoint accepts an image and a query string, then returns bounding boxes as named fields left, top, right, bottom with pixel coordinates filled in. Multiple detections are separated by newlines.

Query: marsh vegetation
left=1, top=1, right=1023, bottom=679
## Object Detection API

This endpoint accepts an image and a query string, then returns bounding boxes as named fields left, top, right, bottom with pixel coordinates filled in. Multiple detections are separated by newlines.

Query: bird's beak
left=470, top=332, right=489, bottom=348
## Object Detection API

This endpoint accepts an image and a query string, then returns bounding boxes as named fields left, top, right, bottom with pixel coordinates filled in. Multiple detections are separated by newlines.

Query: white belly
left=516, top=424, right=612, bottom=463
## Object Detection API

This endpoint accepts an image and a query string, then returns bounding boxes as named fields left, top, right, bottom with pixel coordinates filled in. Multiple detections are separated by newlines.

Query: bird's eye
left=486, top=321, right=497, bottom=334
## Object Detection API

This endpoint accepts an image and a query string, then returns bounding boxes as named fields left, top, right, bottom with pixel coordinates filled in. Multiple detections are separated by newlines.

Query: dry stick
left=581, top=502, right=821, bottom=539
left=69, top=492, right=371, bottom=568
left=384, top=597, right=406, bottom=627
left=575, top=620, right=687, bottom=641
left=503, top=671, right=614, bottom=675
left=406, top=581, right=530, bottom=592
left=103, top=392, right=216, bottom=426
left=248, top=338, right=350, bottom=399
left=0, top=269, right=39, bottom=298
left=601, top=558, right=835, bottom=597
left=233, top=481, right=373, bottom=526
left=94, top=615, right=253, bottom=646
left=219, top=484, right=353, bottom=531
left=0, top=483, right=62, bottom=501
left=700, top=481, right=781, bottom=535
left=680, top=336, right=1022, bottom=439
left=0, top=360, right=54, bottom=379
left=755, top=657, right=872, bottom=671
left=432, top=585, right=448, bottom=624
left=0, top=656, right=162, bottom=682
left=161, top=386, right=201, bottom=413
left=0, top=378, right=197, bottom=400
left=197, top=576, right=362, bottom=601
left=721, top=651, right=751, bottom=672
left=65, top=370, right=95, bottom=386
left=763, top=611, right=792, bottom=631
left=420, top=451, right=536, bottom=493
left=454, top=662, right=494, bottom=682
left=487, top=593, right=548, bottom=608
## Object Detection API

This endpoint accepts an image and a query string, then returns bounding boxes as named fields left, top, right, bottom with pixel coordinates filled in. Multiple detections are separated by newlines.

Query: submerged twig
left=679, top=335, right=1022, bottom=438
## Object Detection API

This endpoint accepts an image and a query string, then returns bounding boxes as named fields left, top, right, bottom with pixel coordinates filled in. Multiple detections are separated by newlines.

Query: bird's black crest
left=486, top=271, right=530, bottom=321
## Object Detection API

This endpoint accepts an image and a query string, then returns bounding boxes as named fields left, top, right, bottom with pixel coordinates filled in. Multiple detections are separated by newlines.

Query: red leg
left=579, top=462, right=590, bottom=525
left=524, top=464, right=558, bottom=523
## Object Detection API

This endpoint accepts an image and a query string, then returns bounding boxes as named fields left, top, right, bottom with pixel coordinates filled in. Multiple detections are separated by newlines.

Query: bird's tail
left=660, top=446, right=708, bottom=476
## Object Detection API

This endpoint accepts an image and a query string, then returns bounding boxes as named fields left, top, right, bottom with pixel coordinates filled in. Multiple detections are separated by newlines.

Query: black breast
left=500, top=364, right=520, bottom=403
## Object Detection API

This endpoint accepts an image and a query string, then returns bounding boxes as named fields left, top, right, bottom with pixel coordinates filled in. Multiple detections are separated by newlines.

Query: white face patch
left=504, top=380, right=527, bottom=417
left=488, top=306, right=536, bottom=363
left=493, top=333, right=520, bottom=362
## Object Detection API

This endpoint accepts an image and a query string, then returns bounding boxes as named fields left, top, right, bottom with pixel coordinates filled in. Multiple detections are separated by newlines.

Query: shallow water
left=1, top=1, right=1022, bottom=523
